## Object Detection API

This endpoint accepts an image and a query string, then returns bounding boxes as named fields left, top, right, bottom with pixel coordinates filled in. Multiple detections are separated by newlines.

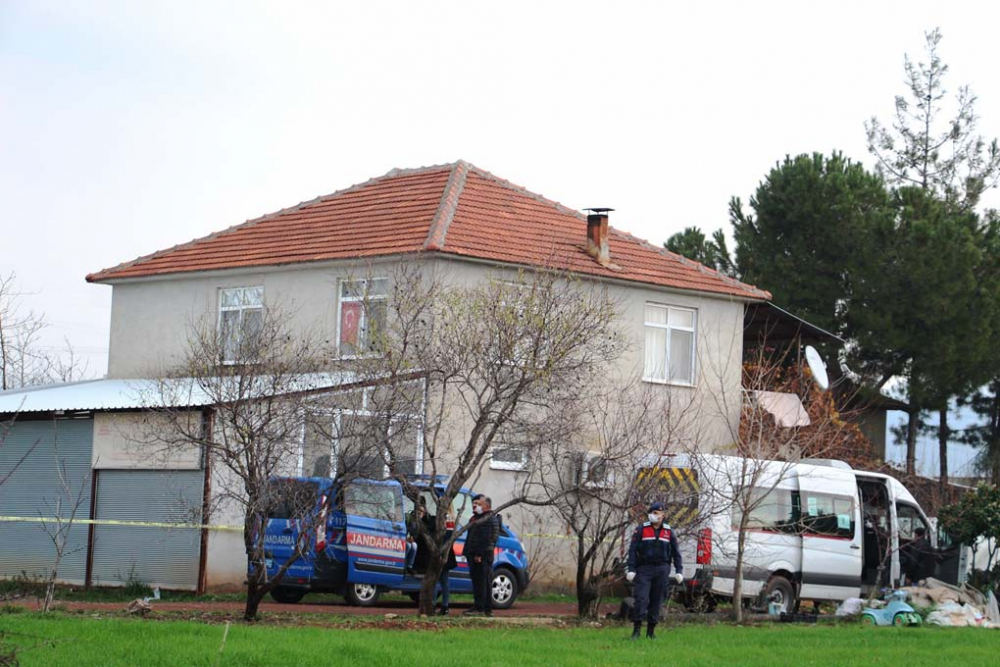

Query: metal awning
left=0, top=372, right=366, bottom=415
left=754, top=390, right=811, bottom=428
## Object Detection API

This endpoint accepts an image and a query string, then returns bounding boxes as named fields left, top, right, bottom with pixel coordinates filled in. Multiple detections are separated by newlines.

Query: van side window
left=452, top=493, right=473, bottom=526
left=344, top=483, right=401, bottom=523
left=896, top=503, right=928, bottom=541
left=800, top=492, right=855, bottom=539
left=734, top=487, right=797, bottom=533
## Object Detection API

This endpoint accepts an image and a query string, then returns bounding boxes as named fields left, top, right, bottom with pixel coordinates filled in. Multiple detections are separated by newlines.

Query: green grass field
left=1, top=612, right=996, bottom=667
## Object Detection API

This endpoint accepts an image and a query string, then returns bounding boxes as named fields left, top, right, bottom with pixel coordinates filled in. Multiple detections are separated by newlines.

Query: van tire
left=345, top=582, right=382, bottom=607
left=762, top=575, right=795, bottom=614
left=491, top=567, right=519, bottom=610
left=270, top=586, right=307, bottom=604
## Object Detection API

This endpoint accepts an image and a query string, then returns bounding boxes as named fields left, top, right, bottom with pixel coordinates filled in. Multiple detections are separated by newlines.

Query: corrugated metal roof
left=0, top=373, right=363, bottom=414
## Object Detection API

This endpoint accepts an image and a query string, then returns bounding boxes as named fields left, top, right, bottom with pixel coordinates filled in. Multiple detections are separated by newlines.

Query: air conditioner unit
left=578, top=452, right=612, bottom=489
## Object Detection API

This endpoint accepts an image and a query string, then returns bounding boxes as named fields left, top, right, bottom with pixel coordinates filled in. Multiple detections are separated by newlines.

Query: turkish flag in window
left=340, top=301, right=362, bottom=346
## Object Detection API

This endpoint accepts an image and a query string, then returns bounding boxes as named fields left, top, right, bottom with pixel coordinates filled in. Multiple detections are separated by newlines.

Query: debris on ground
left=835, top=598, right=864, bottom=617
left=925, top=601, right=990, bottom=628
left=900, top=578, right=985, bottom=609
left=898, top=578, right=998, bottom=628
left=125, top=599, right=152, bottom=616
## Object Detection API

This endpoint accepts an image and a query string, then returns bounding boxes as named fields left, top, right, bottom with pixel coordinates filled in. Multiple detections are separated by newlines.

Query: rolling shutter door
left=0, top=418, right=93, bottom=584
left=91, top=469, right=204, bottom=590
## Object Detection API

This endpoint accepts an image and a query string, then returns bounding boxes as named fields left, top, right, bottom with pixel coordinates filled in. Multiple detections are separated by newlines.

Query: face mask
left=648, top=513, right=662, bottom=524
left=474, top=506, right=484, bottom=515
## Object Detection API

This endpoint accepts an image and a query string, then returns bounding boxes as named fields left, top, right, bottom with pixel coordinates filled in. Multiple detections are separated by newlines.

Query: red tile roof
left=87, top=161, right=770, bottom=300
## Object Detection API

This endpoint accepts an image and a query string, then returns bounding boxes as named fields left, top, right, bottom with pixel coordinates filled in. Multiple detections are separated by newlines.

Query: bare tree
left=38, top=431, right=93, bottom=612
left=346, top=261, right=626, bottom=616
left=533, top=378, right=693, bottom=618
left=140, top=303, right=335, bottom=621
left=0, top=273, right=89, bottom=390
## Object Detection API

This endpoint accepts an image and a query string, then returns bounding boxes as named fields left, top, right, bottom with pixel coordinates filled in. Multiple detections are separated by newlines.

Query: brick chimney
left=585, top=208, right=613, bottom=266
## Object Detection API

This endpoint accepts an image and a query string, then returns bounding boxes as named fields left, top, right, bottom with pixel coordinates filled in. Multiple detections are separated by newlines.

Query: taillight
left=315, top=494, right=328, bottom=553
left=696, top=528, right=712, bottom=565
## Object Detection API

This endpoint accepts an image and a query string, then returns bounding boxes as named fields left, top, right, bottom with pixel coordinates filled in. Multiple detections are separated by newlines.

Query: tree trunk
left=989, top=385, right=1000, bottom=487
left=574, top=537, right=598, bottom=619
left=244, top=574, right=264, bottom=622
left=243, top=511, right=266, bottom=622
left=906, top=408, right=919, bottom=476
left=732, top=519, right=747, bottom=623
left=43, top=565, right=58, bottom=613
left=938, top=406, right=950, bottom=496
left=418, top=547, right=445, bottom=617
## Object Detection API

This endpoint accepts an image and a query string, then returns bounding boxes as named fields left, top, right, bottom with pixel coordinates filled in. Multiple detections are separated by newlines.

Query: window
left=338, top=279, right=388, bottom=357
left=490, top=444, right=529, bottom=471
left=218, top=286, right=263, bottom=363
left=344, top=483, right=401, bottom=522
left=452, top=492, right=473, bottom=525
left=298, top=410, right=421, bottom=480
left=800, top=492, right=855, bottom=538
left=735, top=487, right=798, bottom=533
left=896, top=503, right=928, bottom=541
left=643, top=304, right=696, bottom=385
left=301, top=417, right=333, bottom=477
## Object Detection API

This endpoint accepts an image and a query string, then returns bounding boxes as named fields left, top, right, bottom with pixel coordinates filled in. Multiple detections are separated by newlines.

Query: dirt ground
left=7, top=598, right=624, bottom=618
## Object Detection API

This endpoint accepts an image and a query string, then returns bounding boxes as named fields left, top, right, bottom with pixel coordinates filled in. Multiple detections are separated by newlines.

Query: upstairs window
left=218, top=286, right=263, bottom=364
left=339, top=279, right=388, bottom=357
left=643, top=304, right=696, bottom=385
left=490, top=443, right=529, bottom=471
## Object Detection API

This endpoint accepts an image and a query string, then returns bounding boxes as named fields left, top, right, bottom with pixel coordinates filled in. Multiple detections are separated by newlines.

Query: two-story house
left=0, top=161, right=773, bottom=591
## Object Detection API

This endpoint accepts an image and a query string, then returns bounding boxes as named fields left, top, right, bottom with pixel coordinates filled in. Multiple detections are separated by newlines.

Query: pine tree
left=865, top=28, right=1000, bottom=487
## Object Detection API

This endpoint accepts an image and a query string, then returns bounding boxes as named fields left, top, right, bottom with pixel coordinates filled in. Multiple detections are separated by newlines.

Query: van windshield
left=265, top=479, right=321, bottom=520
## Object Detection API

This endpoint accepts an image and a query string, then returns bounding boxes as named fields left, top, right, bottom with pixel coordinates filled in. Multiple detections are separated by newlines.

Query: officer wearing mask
left=625, top=502, right=682, bottom=640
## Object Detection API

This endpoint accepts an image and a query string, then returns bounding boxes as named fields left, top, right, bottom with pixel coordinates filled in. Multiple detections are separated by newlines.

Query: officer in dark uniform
left=626, top=501, right=683, bottom=640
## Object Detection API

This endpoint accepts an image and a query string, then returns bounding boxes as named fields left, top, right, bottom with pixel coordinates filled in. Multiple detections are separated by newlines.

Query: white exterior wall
left=100, top=255, right=749, bottom=588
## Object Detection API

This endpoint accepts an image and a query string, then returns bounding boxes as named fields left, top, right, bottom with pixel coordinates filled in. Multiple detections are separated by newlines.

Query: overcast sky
left=3, top=0, right=999, bottom=391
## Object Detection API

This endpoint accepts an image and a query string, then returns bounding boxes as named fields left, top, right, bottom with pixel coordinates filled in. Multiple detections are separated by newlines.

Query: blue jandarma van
left=261, top=476, right=530, bottom=608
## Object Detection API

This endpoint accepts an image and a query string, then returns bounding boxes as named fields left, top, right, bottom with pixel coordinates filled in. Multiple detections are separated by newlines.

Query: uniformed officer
left=625, top=501, right=683, bottom=640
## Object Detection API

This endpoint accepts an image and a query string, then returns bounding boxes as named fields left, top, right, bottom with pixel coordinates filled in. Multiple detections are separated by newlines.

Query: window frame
left=296, top=393, right=424, bottom=480
left=799, top=490, right=856, bottom=539
left=642, top=302, right=697, bottom=387
left=489, top=443, right=530, bottom=472
left=217, top=285, right=264, bottom=365
left=734, top=486, right=799, bottom=534
left=336, top=277, right=389, bottom=359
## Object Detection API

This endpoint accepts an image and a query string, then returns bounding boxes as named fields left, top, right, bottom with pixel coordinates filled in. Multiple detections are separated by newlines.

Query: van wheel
left=491, top=568, right=518, bottom=610
left=270, top=586, right=307, bottom=604
left=345, top=583, right=382, bottom=607
left=407, top=592, right=421, bottom=603
left=762, top=576, right=795, bottom=614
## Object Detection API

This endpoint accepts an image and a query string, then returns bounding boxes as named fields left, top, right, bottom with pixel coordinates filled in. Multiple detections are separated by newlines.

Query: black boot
left=630, top=622, right=642, bottom=640
left=646, top=622, right=657, bottom=639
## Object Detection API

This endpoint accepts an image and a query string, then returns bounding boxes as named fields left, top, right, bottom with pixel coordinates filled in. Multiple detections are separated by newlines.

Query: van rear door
left=797, top=467, right=862, bottom=601
left=264, top=478, right=325, bottom=583
left=343, top=480, right=406, bottom=588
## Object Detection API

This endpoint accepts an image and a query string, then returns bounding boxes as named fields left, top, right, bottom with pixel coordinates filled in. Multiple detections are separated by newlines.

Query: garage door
left=0, top=418, right=93, bottom=584
left=90, top=469, right=204, bottom=590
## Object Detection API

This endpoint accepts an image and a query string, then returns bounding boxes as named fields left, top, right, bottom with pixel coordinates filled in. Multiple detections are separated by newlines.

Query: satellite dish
left=804, top=345, right=829, bottom=391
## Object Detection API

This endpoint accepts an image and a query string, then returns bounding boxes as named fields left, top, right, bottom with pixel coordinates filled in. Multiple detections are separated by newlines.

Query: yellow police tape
left=0, top=521, right=614, bottom=540
left=0, top=515, right=244, bottom=532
